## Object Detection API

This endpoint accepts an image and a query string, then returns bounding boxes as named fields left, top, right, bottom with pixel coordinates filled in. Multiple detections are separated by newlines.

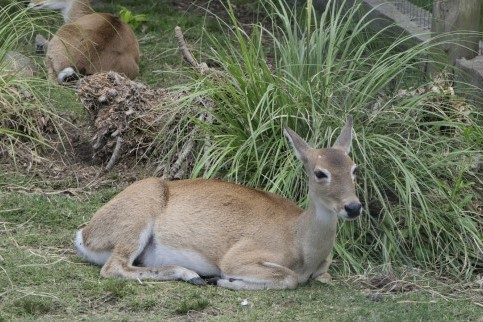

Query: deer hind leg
left=98, top=236, right=205, bottom=285
left=100, top=255, right=206, bottom=285
left=76, top=225, right=206, bottom=285
left=46, top=40, right=83, bottom=83
left=117, top=55, right=139, bottom=80
left=46, top=53, right=77, bottom=83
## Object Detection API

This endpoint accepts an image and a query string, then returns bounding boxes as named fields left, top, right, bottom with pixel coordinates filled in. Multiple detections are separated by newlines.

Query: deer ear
left=284, top=126, right=310, bottom=161
left=333, top=116, right=353, bottom=154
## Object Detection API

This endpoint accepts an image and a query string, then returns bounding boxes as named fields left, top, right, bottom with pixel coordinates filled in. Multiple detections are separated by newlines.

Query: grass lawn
left=1, top=0, right=482, bottom=320
left=1, top=177, right=481, bottom=320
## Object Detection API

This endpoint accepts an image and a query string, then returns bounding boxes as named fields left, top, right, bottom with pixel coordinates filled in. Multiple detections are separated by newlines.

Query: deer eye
left=314, top=170, right=328, bottom=179
left=352, top=167, right=358, bottom=175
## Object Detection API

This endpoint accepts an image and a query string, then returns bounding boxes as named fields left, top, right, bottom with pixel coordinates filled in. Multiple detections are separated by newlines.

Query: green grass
left=1, top=186, right=481, bottom=320
left=1, top=0, right=482, bottom=320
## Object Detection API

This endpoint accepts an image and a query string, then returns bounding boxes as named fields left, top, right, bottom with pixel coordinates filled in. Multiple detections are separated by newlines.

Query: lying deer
left=75, top=118, right=362, bottom=290
left=29, top=0, right=140, bottom=83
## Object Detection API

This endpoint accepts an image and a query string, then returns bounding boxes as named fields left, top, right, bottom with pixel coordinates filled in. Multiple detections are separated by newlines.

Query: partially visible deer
left=29, top=0, right=140, bottom=83
left=75, top=117, right=362, bottom=290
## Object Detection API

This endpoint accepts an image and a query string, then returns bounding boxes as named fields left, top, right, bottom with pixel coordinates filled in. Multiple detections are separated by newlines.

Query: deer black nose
left=345, top=202, right=362, bottom=218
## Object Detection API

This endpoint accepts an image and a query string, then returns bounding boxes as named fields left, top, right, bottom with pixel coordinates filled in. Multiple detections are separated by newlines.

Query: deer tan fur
left=75, top=117, right=362, bottom=290
left=30, top=0, right=140, bottom=83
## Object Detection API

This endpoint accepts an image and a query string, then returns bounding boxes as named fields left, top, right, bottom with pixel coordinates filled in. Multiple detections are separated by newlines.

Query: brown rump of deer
left=30, top=0, right=140, bottom=83
left=75, top=117, right=362, bottom=290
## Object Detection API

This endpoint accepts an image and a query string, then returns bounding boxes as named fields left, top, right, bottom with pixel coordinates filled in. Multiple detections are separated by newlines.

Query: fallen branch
left=170, top=136, right=194, bottom=179
left=175, top=26, right=209, bottom=75
left=105, top=136, right=123, bottom=171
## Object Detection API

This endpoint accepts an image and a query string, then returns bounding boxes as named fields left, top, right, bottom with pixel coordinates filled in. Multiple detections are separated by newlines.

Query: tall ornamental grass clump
left=0, top=3, right=64, bottom=163
left=178, top=0, right=482, bottom=278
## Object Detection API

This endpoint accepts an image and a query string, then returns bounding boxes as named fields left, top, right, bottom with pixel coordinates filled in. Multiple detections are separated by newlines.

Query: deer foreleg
left=215, top=260, right=298, bottom=290
left=312, top=252, right=333, bottom=283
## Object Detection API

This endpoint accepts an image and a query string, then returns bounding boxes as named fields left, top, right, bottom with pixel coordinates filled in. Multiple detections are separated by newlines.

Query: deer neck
left=63, top=0, right=94, bottom=23
left=295, top=199, right=338, bottom=252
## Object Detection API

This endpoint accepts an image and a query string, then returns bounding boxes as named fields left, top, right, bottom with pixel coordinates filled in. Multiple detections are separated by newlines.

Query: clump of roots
left=78, top=71, right=213, bottom=177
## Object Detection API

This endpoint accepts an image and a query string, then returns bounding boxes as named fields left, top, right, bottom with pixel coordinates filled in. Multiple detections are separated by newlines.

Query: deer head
left=284, top=116, right=361, bottom=220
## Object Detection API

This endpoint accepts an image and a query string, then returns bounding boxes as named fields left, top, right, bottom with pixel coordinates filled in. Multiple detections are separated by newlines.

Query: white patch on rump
left=75, top=229, right=111, bottom=265
left=136, top=241, right=221, bottom=277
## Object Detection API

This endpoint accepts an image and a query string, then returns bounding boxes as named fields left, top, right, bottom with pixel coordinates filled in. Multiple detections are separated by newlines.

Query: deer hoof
left=316, top=273, right=332, bottom=284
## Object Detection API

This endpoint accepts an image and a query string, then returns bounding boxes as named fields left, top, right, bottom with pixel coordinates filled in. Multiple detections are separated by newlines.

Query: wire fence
left=388, top=0, right=482, bottom=54
left=388, top=0, right=432, bottom=31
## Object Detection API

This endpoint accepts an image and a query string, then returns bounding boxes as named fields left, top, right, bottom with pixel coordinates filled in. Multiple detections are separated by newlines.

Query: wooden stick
left=175, top=26, right=209, bottom=75
left=105, top=136, right=123, bottom=171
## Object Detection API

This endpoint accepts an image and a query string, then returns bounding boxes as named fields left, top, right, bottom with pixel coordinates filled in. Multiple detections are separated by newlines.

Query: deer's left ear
left=332, top=116, right=353, bottom=154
